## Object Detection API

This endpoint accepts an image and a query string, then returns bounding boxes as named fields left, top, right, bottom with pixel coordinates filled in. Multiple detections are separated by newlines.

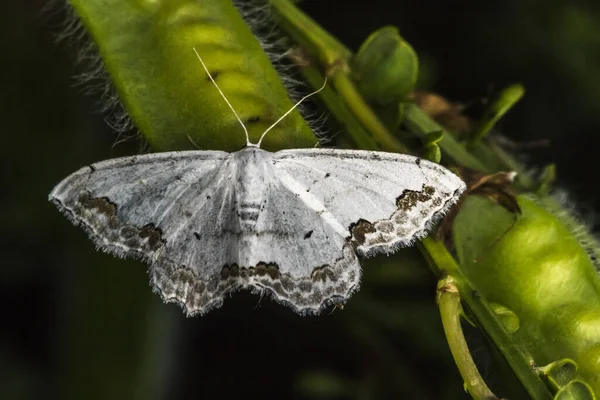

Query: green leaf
left=468, top=84, right=525, bottom=146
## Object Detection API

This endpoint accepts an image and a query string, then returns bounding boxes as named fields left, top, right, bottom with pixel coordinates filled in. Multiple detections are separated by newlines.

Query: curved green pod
left=453, top=194, right=600, bottom=393
left=69, top=0, right=317, bottom=151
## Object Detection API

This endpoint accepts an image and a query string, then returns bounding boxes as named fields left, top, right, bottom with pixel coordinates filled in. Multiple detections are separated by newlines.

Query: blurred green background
left=2, top=0, right=600, bottom=399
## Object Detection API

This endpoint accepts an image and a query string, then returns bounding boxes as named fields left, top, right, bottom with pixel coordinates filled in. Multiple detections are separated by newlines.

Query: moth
left=49, top=49, right=465, bottom=316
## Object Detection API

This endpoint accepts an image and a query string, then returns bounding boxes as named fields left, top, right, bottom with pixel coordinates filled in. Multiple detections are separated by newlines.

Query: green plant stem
left=437, top=276, right=499, bottom=400
left=403, top=104, right=491, bottom=172
left=268, top=0, right=350, bottom=66
left=331, top=72, right=409, bottom=152
left=421, top=238, right=553, bottom=400
left=269, top=0, right=408, bottom=153
left=486, top=141, right=535, bottom=189
left=301, top=65, right=382, bottom=149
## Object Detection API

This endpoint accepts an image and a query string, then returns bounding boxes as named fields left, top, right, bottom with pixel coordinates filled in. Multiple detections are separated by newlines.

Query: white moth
left=49, top=48, right=466, bottom=316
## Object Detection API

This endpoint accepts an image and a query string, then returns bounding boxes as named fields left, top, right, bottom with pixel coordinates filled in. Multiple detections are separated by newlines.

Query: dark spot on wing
left=206, top=195, right=211, bottom=200
left=89, top=164, right=96, bottom=172
left=304, top=230, right=313, bottom=239
left=79, top=192, right=117, bottom=217
left=220, top=265, right=230, bottom=279
left=119, top=226, right=137, bottom=238
left=348, top=218, right=376, bottom=245
left=208, top=70, right=220, bottom=80
left=415, top=158, right=422, bottom=166
left=139, top=224, right=164, bottom=250
left=396, top=185, right=435, bottom=211
left=255, top=264, right=266, bottom=276
left=193, top=232, right=201, bottom=240
left=325, top=173, right=331, bottom=178
left=311, top=265, right=337, bottom=283
left=247, top=116, right=260, bottom=123
left=266, top=263, right=280, bottom=279
left=219, top=262, right=280, bottom=281
left=298, top=281, right=312, bottom=292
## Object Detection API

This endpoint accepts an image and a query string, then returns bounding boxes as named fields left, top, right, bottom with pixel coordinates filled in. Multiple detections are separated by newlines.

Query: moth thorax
left=236, top=150, right=269, bottom=230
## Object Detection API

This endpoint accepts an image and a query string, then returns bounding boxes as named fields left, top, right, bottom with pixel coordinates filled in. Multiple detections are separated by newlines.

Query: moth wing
left=49, top=150, right=230, bottom=261
left=272, top=148, right=466, bottom=256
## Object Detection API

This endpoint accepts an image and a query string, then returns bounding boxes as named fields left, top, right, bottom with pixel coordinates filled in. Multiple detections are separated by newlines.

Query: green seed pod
left=452, top=194, right=600, bottom=394
left=68, top=0, right=317, bottom=151
left=352, top=26, right=419, bottom=105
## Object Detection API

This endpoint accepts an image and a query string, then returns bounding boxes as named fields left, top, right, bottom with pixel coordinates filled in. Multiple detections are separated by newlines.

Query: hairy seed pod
left=68, top=0, right=317, bottom=151
left=453, top=194, right=600, bottom=393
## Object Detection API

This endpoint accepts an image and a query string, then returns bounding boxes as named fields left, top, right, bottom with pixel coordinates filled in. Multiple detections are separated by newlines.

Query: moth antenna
left=192, top=47, right=251, bottom=146
left=257, top=78, right=328, bottom=148
left=186, top=134, right=203, bottom=150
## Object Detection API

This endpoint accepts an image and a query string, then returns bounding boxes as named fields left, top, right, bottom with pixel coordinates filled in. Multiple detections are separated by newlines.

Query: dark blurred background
left=2, top=0, right=600, bottom=399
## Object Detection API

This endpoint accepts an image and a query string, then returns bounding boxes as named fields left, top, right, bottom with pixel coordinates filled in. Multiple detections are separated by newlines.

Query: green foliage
left=349, top=26, right=419, bottom=137
left=69, top=0, right=316, bottom=151
left=352, top=26, right=418, bottom=105
left=554, top=381, right=596, bottom=400
left=422, top=130, right=443, bottom=163
left=453, top=195, right=600, bottom=393
left=468, top=84, right=524, bottom=146
left=539, top=359, right=579, bottom=391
